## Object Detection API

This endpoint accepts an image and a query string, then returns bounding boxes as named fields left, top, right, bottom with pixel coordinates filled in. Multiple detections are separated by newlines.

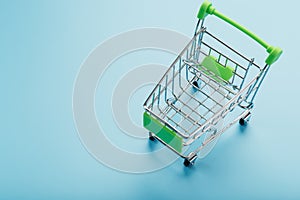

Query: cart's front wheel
left=149, top=136, right=156, bottom=141
left=183, top=153, right=198, bottom=167
left=183, top=159, right=192, bottom=167
left=149, top=132, right=156, bottom=141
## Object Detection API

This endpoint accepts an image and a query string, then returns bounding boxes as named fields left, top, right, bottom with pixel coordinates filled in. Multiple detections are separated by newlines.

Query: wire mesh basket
left=143, top=1, right=282, bottom=167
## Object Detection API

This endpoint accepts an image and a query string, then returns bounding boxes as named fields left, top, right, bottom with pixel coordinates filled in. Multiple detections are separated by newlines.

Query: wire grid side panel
left=197, top=31, right=262, bottom=91
left=152, top=73, right=230, bottom=139
left=146, top=34, right=238, bottom=139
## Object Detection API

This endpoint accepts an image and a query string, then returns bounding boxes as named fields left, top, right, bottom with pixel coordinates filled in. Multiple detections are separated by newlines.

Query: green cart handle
left=197, top=1, right=282, bottom=65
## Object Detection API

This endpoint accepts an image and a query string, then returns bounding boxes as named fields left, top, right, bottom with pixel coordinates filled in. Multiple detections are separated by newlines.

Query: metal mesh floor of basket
left=143, top=1, right=282, bottom=167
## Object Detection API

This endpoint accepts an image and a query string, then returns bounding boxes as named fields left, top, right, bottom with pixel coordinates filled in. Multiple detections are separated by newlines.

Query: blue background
left=1, top=0, right=299, bottom=199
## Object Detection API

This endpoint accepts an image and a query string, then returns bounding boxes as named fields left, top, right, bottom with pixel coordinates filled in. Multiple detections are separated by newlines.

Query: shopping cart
left=143, top=1, right=282, bottom=167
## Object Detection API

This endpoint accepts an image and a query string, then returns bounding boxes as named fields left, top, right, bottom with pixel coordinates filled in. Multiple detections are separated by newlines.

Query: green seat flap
left=200, top=55, right=234, bottom=81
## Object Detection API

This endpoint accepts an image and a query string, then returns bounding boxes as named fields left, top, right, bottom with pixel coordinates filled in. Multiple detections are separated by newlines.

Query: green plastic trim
left=266, top=46, right=283, bottom=65
left=197, top=1, right=213, bottom=20
left=200, top=55, right=234, bottom=81
left=143, top=112, right=183, bottom=153
left=197, top=1, right=282, bottom=65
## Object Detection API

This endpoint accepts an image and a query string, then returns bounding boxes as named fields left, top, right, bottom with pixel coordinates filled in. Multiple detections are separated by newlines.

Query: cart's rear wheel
left=239, top=118, right=247, bottom=126
left=239, top=111, right=251, bottom=126
left=192, top=81, right=199, bottom=88
left=192, top=80, right=200, bottom=90
left=239, top=110, right=251, bottom=126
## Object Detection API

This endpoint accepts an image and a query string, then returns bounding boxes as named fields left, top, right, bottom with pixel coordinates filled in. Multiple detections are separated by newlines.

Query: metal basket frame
left=143, top=17, right=276, bottom=166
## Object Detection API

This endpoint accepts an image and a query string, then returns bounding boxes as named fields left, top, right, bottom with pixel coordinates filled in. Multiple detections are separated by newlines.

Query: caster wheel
left=239, top=118, right=249, bottom=126
left=149, top=136, right=156, bottom=141
left=239, top=111, right=251, bottom=126
left=192, top=81, right=199, bottom=89
left=183, top=153, right=197, bottom=167
left=149, top=132, right=156, bottom=141
left=183, top=159, right=192, bottom=167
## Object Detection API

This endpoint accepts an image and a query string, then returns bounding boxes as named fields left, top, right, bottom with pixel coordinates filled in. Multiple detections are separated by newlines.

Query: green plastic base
left=143, top=112, right=183, bottom=153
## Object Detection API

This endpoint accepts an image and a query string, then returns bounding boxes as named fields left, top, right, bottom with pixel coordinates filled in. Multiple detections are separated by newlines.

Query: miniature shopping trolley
left=143, top=1, right=282, bottom=167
